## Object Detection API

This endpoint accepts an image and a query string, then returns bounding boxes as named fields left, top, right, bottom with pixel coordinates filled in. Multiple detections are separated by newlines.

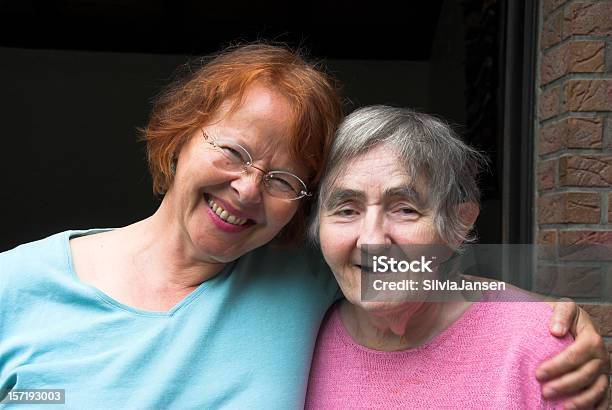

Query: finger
left=537, top=340, right=589, bottom=381
left=541, top=358, right=603, bottom=398
left=562, top=374, right=609, bottom=410
left=594, top=389, right=609, bottom=410
left=548, top=298, right=577, bottom=337
left=537, top=311, right=606, bottom=382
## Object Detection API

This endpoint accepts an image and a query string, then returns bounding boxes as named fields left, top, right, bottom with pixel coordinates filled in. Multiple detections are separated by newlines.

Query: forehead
left=334, top=145, right=412, bottom=190
left=210, top=83, right=292, bottom=133
left=204, top=83, right=300, bottom=167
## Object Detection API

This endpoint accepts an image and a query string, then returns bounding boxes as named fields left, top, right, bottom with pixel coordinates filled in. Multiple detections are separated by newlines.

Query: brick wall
left=536, top=0, right=612, bottom=401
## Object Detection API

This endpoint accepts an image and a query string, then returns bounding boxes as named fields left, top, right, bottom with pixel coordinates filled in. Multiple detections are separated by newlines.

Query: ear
left=457, top=202, right=480, bottom=231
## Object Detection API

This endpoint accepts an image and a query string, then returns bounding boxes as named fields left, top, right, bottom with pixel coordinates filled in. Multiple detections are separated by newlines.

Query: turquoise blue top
left=0, top=230, right=339, bottom=409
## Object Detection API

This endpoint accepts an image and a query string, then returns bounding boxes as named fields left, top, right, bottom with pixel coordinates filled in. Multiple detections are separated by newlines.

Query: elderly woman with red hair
left=0, top=44, right=608, bottom=409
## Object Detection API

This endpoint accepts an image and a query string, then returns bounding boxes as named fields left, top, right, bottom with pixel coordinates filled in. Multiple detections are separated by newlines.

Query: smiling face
left=318, top=144, right=445, bottom=312
left=165, top=82, right=305, bottom=263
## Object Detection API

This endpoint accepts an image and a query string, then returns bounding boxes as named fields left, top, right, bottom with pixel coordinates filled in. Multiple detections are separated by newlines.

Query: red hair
left=141, top=43, right=343, bottom=243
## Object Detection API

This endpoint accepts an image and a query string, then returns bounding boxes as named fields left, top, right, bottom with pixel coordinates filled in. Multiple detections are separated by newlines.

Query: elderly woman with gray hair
left=305, top=106, right=607, bottom=409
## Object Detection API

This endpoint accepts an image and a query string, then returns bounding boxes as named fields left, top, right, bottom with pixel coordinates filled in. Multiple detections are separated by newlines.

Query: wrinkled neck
left=339, top=299, right=472, bottom=351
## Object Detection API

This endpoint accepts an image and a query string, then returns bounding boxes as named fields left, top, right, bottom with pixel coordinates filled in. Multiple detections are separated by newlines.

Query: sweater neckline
left=63, top=229, right=235, bottom=318
left=330, top=299, right=489, bottom=356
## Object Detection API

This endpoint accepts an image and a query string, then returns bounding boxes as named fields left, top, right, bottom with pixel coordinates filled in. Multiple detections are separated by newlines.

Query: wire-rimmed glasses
left=202, top=130, right=311, bottom=201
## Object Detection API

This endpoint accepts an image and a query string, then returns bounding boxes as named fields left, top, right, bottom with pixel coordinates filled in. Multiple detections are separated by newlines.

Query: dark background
left=0, top=0, right=504, bottom=252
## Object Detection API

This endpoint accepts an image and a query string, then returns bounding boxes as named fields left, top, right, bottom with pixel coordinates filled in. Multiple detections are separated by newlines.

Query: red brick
left=563, top=2, right=612, bottom=37
left=538, top=230, right=558, bottom=245
left=579, top=303, right=612, bottom=337
left=539, top=86, right=561, bottom=121
left=564, top=192, right=601, bottom=222
left=538, top=195, right=560, bottom=224
left=540, top=41, right=604, bottom=85
left=559, top=230, right=612, bottom=245
left=606, top=40, right=612, bottom=74
left=539, top=120, right=566, bottom=154
left=558, top=231, right=612, bottom=261
left=537, top=160, right=557, bottom=191
left=541, top=45, right=569, bottom=85
left=535, top=265, right=602, bottom=298
left=566, top=117, right=603, bottom=148
left=563, top=80, right=612, bottom=112
left=541, top=11, right=563, bottom=49
left=538, top=117, right=603, bottom=154
left=537, top=230, right=557, bottom=260
left=543, top=0, right=568, bottom=15
left=606, top=117, right=612, bottom=148
left=568, top=41, right=605, bottom=73
left=538, top=192, right=600, bottom=223
left=559, top=155, right=612, bottom=186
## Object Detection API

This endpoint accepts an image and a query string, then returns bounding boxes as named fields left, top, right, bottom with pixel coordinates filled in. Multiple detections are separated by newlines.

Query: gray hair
left=309, top=105, right=487, bottom=245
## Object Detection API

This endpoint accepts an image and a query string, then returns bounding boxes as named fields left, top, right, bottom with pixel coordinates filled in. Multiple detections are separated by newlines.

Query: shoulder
left=0, top=231, right=71, bottom=277
left=468, top=301, right=569, bottom=408
left=0, top=229, right=106, bottom=296
left=477, top=300, right=572, bottom=359
left=0, top=231, right=74, bottom=325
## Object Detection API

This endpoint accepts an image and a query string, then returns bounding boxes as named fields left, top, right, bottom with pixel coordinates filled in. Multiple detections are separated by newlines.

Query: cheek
left=318, top=223, right=336, bottom=262
left=393, top=222, right=440, bottom=244
left=319, top=223, right=352, bottom=270
left=319, top=223, right=363, bottom=300
left=174, top=159, right=227, bottom=194
left=414, top=224, right=441, bottom=244
left=266, top=201, right=299, bottom=230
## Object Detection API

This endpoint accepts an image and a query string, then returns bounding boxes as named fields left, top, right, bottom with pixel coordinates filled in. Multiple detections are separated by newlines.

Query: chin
left=187, top=225, right=241, bottom=261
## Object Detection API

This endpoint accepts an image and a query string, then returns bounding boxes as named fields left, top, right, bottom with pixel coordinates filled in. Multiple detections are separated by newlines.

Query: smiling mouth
left=205, top=196, right=254, bottom=226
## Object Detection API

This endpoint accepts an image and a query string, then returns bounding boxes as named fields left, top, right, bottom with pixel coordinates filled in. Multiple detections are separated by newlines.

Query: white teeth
left=206, top=197, right=248, bottom=226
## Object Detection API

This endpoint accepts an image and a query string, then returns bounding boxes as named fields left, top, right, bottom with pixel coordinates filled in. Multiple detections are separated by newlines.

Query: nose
left=356, top=210, right=391, bottom=249
left=230, top=168, right=263, bottom=205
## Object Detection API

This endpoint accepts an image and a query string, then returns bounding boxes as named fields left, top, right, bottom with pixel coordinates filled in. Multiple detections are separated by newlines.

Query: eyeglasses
left=202, top=130, right=312, bottom=201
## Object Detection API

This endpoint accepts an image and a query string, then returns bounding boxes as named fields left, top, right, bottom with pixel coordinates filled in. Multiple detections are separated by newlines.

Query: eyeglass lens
left=211, top=140, right=307, bottom=199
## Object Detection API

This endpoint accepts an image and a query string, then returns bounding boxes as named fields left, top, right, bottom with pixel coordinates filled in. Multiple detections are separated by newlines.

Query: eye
left=334, top=208, right=358, bottom=218
left=392, top=204, right=419, bottom=219
left=398, top=207, right=416, bottom=215
left=265, top=175, right=298, bottom=193
left=219, top=145, right=245, bottom=162
left=264, top=171, right=304, bottom=194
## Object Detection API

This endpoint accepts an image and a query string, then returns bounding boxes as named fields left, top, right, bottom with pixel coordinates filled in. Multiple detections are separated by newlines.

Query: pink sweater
left=305, top=300, right=571, bottom=409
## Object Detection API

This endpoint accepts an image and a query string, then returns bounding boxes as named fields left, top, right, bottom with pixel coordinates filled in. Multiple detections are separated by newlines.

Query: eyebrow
left=384, top=186, right=425, bottom=208
left=209, top=130, right=254, bottom=153
left=324, top=186, right=425, bottom=210
left=324, top=189, right=366, bottom=210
